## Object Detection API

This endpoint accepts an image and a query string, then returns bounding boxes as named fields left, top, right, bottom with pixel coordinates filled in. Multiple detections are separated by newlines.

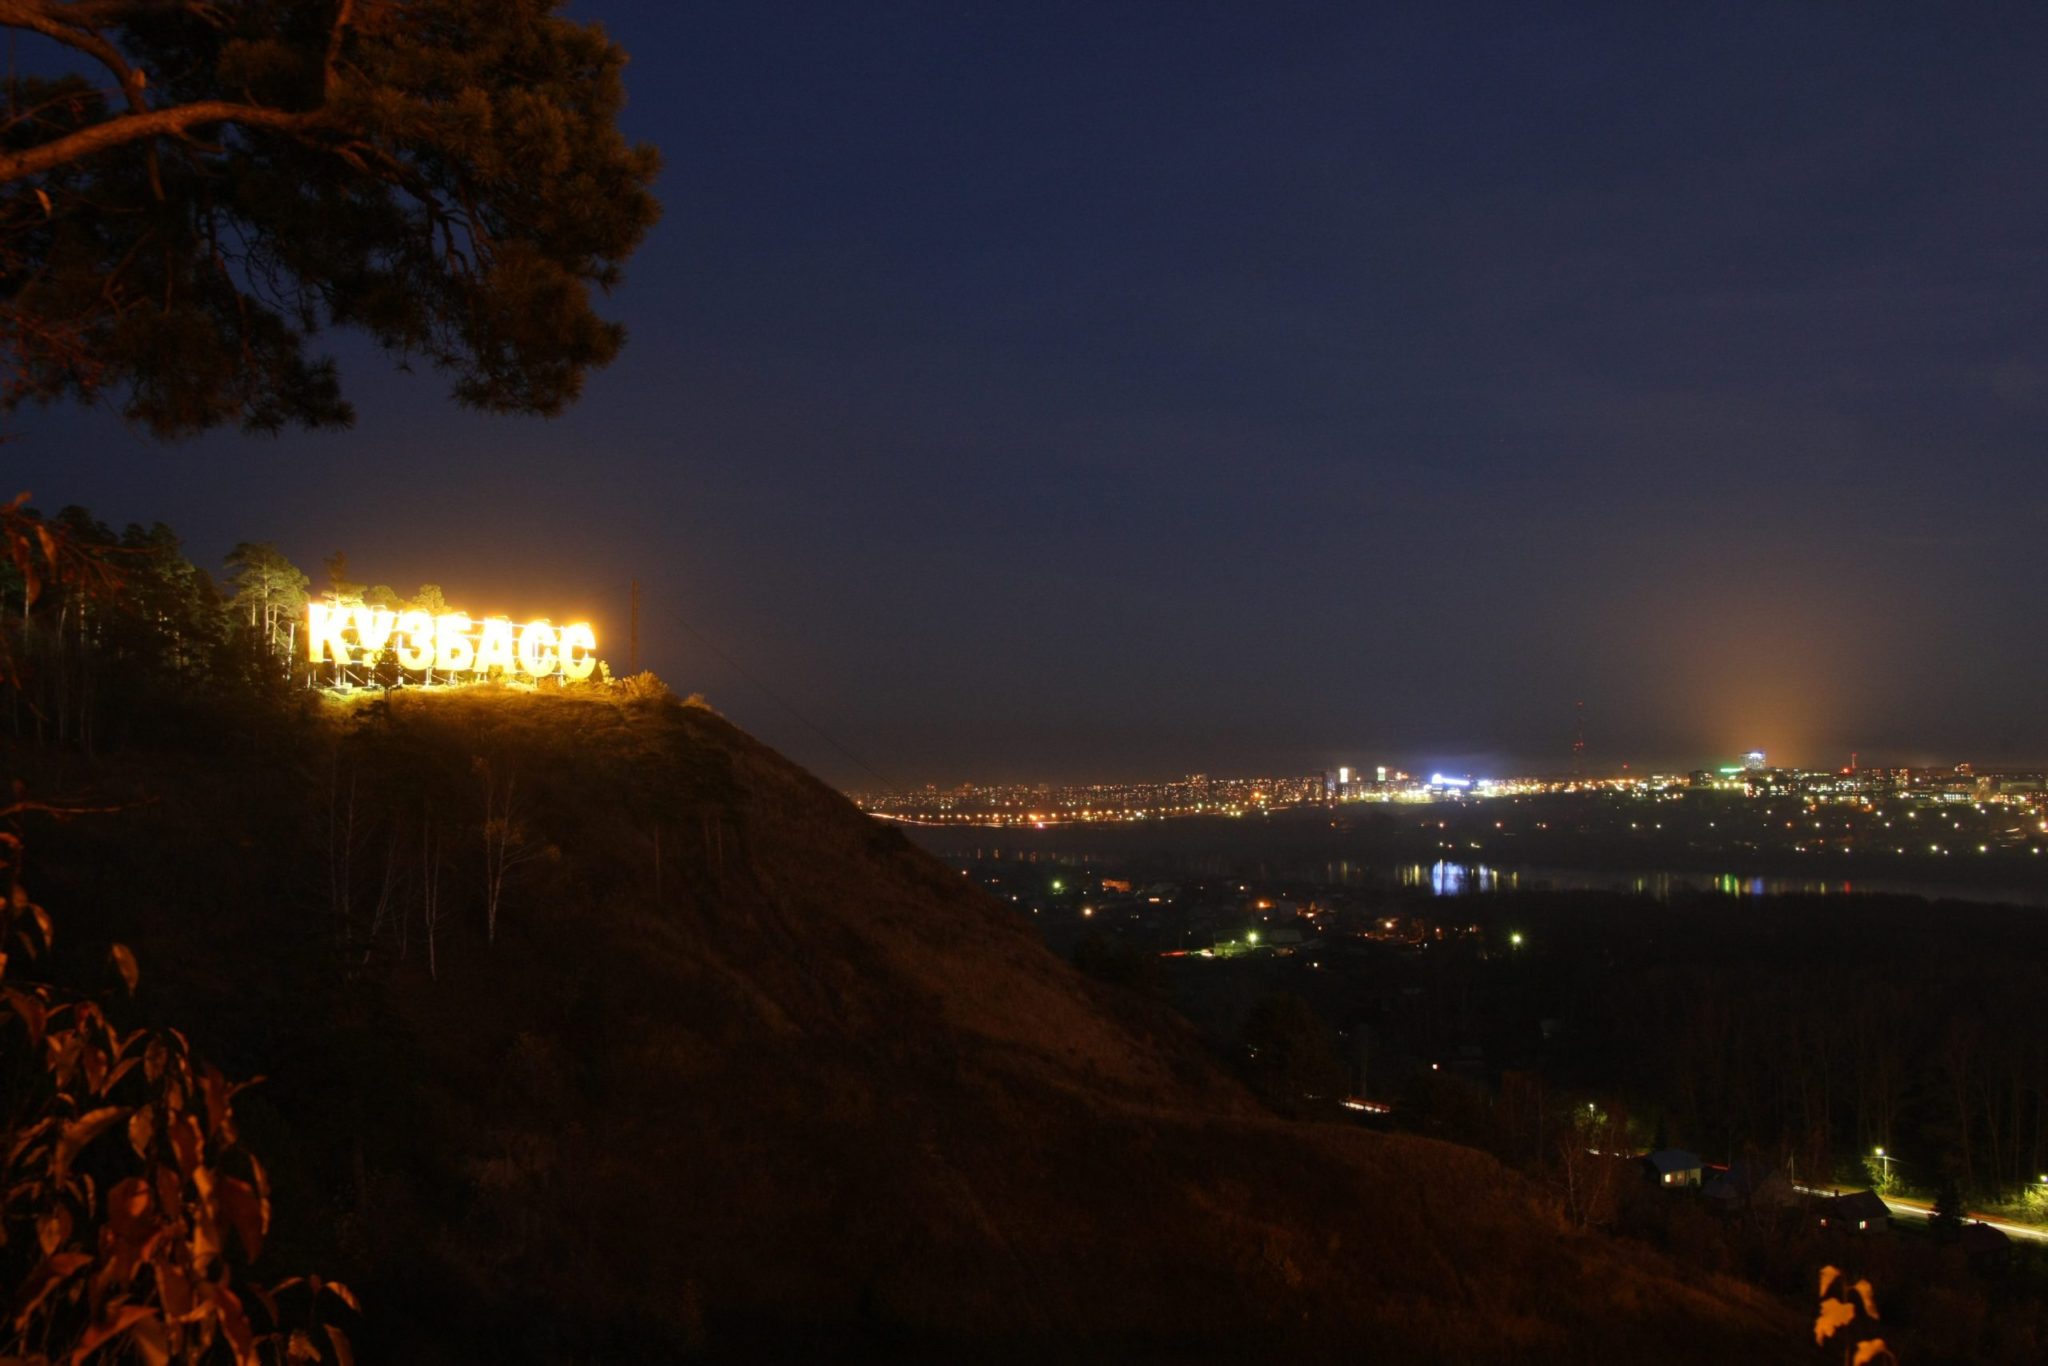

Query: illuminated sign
left=306, top=602, right=598, bottom=682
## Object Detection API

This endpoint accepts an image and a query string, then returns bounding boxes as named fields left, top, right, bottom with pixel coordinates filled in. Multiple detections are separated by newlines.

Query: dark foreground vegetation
left=0, top=509, right=1813, bottom=1361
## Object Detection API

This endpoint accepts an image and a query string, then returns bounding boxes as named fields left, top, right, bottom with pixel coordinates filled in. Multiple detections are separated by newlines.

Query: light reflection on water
left=948, top=847, right=2048, bottom=906
left=1388, top=862, right=1774, bottom=898
left=1385, top=861, right=2011, bottom=903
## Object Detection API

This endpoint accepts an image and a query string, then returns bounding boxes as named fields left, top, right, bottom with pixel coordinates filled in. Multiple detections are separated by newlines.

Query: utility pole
left=629, top=579, right=640, bottom=673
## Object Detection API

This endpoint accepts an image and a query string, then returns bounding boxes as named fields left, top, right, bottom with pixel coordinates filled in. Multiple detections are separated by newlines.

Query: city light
left=854, top=759, right=2048, bottom=844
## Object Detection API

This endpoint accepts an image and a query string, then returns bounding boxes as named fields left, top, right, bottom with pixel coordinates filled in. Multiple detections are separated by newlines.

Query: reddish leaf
left=153, top=1257, right=195, bottom=1319
left=36, top=1205, right=71, bottom=1255
left=105, top=1176, right=153, bottom=1244
left=12, top=1251, right=91, bottom=1329
left=102, top=1054, right=140, bottom=1094
left=110, top=943, right=139, bottom=994
left=129, top=1313, right=171, bottom=1366
left=210, top=1283, right=256, bottom=1364
left=326, top=1325, right=355, bottom=1366
left=55, top=1106, right=127, bottom=1179
left=199, top=1066, right=234, bottom=1142
left=216, top=1175, right=267, bottom=1262
left=154, top=1167, right=181, bottom=1215
left=67, top=1302, right=155, bottom=1363
left=322, top=1279, right=361, bottom=1314
left=7, top=1115, right=54, bottom=1166
left=168, top=1114, right=203, bottom=1175
left=127, top=1106, right=155, bottom=1159
left=6, top=988, right=47, bottom=1049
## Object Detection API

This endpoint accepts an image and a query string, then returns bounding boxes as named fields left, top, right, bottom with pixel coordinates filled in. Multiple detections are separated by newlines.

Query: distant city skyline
left=869, top=744, right=2033, bottom=795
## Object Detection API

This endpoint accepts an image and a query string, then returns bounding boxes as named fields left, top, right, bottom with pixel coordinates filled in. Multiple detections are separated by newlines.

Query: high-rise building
left=1744, top=750, right=1766, bottom=772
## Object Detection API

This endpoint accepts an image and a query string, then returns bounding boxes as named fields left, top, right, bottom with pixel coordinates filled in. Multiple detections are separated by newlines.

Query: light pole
left=1873, top=1147, right=1892, bottom=1189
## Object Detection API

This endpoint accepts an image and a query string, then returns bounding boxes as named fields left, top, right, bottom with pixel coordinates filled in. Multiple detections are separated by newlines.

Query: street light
left=1873, top=1147, right=1892, bottom=1187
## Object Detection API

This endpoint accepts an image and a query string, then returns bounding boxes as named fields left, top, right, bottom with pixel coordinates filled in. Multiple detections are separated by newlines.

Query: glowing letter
left=476, top=617, right=517, bottom=674
left=307, top=601, right=354, bottom=665
left=351, top=606, right=397, bottom=656
left=395, top=611, right=436, bottom=671
left=558, top=623, right=598, bottom=682
left=517, top=622, right=559, bottom=678
left=435, top=613, right=476, bottom=673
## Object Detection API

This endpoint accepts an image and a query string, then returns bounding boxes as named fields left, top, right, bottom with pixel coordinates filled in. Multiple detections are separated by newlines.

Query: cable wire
left=647, top=597, right=896, bottom=791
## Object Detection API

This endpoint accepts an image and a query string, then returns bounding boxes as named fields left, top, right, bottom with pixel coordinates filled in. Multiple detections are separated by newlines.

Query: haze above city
left=14, top=1, right=2048, bottom=784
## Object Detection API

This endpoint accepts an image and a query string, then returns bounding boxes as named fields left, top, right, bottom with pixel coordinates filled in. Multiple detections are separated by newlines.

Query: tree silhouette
left=0, top=0, right=660, bottom=435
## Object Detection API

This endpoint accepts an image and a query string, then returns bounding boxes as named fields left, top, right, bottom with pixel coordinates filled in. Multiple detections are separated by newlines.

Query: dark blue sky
left=14, top=2, right=2048, bottom=784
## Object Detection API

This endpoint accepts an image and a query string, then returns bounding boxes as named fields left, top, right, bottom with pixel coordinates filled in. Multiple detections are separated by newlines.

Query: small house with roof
left=1643, top=1149, right=1702, bottom=1189
left=1818, top=1190, right=1890, bottom=1235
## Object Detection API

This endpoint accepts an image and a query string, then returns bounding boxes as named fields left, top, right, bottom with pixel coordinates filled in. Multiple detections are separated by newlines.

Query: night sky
left=13, top=2, right=2048, bottom=785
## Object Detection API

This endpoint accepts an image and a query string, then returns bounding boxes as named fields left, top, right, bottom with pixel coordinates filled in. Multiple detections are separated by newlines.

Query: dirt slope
left=25, top=688, right=1806, bottom=1362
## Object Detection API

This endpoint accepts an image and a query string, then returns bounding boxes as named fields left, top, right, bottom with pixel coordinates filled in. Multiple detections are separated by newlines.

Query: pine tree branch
left=0, top=0, right=173, bottom=196
left=323, top=0, right=353, bottom=100
left=0, top=99, right=325, bottom=183
left=0, top=1, right=148, bottom=114
left=16, top=0, right=221, bottom=22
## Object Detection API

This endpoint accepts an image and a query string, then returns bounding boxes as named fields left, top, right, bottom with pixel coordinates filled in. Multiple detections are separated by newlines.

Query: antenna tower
left=1571, top=700, right=1586, bottom=778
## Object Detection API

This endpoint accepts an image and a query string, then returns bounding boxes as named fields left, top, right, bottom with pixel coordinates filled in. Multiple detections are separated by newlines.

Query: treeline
left=1591, top=907, right=2048, bottom=1202
left=2, top=501, right=462, bottom=750
left=1394, top=890, right=2048, bottom=1208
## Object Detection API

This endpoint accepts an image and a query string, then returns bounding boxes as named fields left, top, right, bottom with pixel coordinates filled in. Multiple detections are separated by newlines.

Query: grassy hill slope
left=18, top=687, right=1805, bottom=1362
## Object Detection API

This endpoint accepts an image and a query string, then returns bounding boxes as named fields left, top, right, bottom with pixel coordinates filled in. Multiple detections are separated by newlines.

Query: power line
left=644, top=592, right=896, bottom=791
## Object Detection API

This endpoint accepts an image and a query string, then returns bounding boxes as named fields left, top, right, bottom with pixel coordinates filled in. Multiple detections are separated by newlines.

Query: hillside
left=16, top=686, right=1806, bottom=1362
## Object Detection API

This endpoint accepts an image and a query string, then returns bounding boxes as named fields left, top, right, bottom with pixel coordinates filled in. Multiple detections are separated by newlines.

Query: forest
left=0, top=497, right=600, bottom=752
left=0, top=500, right=638, bottom=1361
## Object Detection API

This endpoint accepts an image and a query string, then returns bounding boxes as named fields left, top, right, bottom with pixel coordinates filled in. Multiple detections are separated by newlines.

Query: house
left=1818, top=1190, right=1890, bottom=1235
left=1703, top=1161, right=1797, bottom=1213
left=1643, top=1149, right=1702, bottom=1188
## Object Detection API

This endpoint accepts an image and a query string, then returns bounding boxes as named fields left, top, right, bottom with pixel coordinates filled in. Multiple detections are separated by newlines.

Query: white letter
left=559, top=623, right=598, bottom=681
left=395, top=611, right=436, bottom=671
left=307, top=601, right=354, bottom=665
left=436, top=613, right=476, bottom=673
left=351, top=606, right=397, bottom=656
left=476, top=617, right=517, bottom=674
left=517, top=622, right=559, bottom=678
